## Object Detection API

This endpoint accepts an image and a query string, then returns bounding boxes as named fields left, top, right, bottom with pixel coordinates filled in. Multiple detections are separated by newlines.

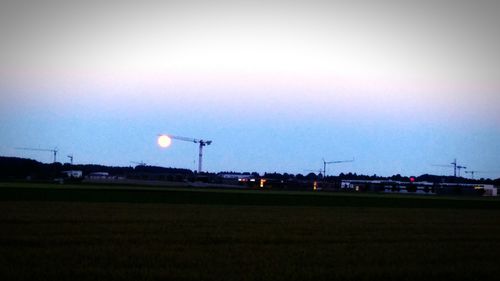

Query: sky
left=1, top=0, right=499, bottom=179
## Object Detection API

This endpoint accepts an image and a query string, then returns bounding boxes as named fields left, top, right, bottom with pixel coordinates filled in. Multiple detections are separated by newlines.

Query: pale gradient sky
left=1, top=0, right=499, bottom=178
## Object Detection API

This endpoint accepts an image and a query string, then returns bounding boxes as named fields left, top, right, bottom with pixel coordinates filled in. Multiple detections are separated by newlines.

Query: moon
left=157, top=135, right=172, bottom=148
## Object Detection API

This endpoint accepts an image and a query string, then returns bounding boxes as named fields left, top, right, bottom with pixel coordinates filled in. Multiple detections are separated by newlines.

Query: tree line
left=0, top=156, right=498, bottom=185
left=0, top=157, right=191, bottom=180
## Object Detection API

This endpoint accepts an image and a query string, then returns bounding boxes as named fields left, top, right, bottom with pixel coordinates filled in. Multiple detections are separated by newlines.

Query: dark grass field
left=1, top=182, right=500, bottom=281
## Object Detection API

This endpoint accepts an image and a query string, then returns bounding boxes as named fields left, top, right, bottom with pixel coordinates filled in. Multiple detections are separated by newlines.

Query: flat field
left=1, top=182, right=500, bottom=281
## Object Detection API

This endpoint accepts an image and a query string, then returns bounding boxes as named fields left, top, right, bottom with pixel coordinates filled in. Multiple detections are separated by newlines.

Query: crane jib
left=160, top=134, right=212, bottom=173
left=168, top=135, right=212, bottom=145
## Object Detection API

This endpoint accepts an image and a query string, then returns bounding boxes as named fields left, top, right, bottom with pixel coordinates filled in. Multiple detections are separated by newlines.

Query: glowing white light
left=157, top=135, right=172, bottom=148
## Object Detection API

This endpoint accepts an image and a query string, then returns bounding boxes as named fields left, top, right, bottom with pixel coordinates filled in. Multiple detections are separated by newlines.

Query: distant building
left=474, top=184, right=497, bottom=196
left=340, top=180, right=498, bottom=196
left=61, top=170, right=83, bottom=178
left=87, top=172, right=110, bottom=180
left=218, top=173, right=253, bottom=181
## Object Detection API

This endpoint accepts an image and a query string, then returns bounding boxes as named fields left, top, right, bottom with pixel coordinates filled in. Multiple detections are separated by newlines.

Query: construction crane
left=464, top=170, right=497, bottom=180
left=451, top=158, right=467, bottom=177
left=159, top=134, right=212, bottom=173
left=16, top=147, right=58, bottom=163
left=322, top=158, right=354, bottom=178
left=450, top=159, right=468, bottom=177
left=67, top=155, right=73, bottom=165
left=465, top=170, right=478, bottom=179
left=456, top=165, right=467, bottom=177
left=433, top=159, right=466, bottom=178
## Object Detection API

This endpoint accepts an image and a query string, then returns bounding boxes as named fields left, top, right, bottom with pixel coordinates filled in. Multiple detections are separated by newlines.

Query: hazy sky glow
left=1, top=0, right=499, bottom=178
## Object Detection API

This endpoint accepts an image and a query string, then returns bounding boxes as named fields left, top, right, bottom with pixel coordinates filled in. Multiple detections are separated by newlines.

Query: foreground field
left=1, top=183, right=500, bottom=280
